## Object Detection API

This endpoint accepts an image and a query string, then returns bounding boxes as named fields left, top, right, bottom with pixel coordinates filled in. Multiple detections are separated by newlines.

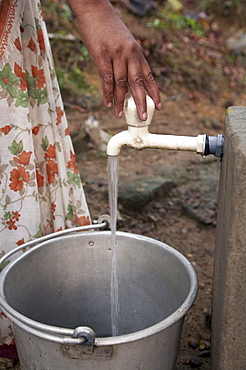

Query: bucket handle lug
left=72, top=326, right=95, bottom=354
left=73, top=326, right=95, bottom=345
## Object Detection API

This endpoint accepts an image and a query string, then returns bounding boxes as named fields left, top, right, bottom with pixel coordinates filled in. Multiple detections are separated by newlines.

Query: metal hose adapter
left=204, top=134, right=224, bottom=158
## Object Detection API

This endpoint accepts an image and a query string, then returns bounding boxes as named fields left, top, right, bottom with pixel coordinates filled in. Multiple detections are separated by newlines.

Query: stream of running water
left=108, top=156, right=120, bottom=336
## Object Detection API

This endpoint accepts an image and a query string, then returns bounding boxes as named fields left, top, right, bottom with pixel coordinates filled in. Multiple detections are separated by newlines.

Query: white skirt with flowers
left=0, top=0, right=91, bottom=345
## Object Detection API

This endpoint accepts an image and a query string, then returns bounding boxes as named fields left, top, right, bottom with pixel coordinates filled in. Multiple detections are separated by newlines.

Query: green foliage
left=41, top=0, right=96, bottom=98
left=8, top=140, right=23, bottom=155
left=199, top=0, right=246, bottom=17
left=0, top=260, right=10, bottom=273
left=55, top=65, right=95, bottom=97
left=150, top=10, right=204, bottom=36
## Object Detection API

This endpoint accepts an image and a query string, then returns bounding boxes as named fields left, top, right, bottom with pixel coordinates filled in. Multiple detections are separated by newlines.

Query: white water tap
left=106, top=95, right=223, bottom=157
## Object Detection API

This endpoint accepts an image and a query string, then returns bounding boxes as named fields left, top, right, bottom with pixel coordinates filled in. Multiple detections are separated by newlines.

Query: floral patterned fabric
left=0, top=0, right=91, bottom=345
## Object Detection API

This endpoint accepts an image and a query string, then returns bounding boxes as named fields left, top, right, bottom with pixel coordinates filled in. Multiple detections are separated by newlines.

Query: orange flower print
left=32, top=126, right=40, bottom=135
left=56, top=106, right=64, bottom=125
left=65, top=127, right=70, bottom=135
left=51, top=202, right=56, bottom=220
left=14, top=151, right=32, bottom=166
left=14, top=37, right=22, bottom=51
left=14, top=63, right=27, bottom=91
left=27, top=38, right=36, bottom=52
left=16, top=238, right=25, bottom=246
left=67, top=151, right=79, bottom=174
left=12, top=211, right=20, bottom=221
left=31, top=66, right=45, bottom=89
left=45, top=144, right=56, bottom=159
left=37, top=29, right=45, bottom=51
left=0, top=125, right=11, bottom=135
left=46, top=159, right=58, bottom=184
left=1, top=312, right=7, bottom=319
left=74, top=215, right=90, bottom=227
left=6, top=219, right=17, bottom=230
left=36, top=170, right=44, bottom=187
left=9, top=166, right=30, bottom=191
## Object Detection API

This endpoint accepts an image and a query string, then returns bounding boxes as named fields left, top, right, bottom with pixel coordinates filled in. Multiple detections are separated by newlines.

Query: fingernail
left=142, top=112, right=147, bottom=121
left=118, top=111, right=123, bottom=118
left=157, top=102, right=162, bottom=109
left=107, top=102, right=112, bottom=108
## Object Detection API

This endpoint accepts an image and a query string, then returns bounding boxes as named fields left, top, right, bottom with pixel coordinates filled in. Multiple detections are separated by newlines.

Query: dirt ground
left=72, top=90, right=245, bottom=370
left=1, top=1, right=246, bottom=369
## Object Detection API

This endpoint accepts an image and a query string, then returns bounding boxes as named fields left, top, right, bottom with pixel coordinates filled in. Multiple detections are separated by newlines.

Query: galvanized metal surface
left=0, top=231, right=198, bottom=370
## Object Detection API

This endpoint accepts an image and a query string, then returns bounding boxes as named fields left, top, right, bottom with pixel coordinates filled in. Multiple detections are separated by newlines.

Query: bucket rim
left=0, top=230, right=198, bottom=346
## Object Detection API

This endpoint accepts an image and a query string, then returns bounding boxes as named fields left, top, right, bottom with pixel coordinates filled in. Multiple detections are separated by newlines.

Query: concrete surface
left=212, top=106, right=246, bottom=369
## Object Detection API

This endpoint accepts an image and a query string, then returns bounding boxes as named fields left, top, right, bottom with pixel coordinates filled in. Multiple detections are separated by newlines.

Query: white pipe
left=106, top=94, right=206, bottom=156
left=106, top=126, right=206, bottom=156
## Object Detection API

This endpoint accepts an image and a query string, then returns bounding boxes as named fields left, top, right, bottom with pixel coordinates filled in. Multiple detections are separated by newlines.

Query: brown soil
left=2, top=1, right=246, bottom=369
left=65, top=3, right=246, bottom=369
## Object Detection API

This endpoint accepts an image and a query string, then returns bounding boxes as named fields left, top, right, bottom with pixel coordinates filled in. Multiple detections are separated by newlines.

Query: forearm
left=66, top=0, right=116, bottom=26
left=64, top=0, right=161, bottom=120
left=65, top=0, right=131, bottom=54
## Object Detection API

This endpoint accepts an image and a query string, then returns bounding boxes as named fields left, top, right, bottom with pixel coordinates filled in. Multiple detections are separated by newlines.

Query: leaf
left=5, top=195, right=11, bottom=206
left=7, top=85, right=18, bottom=98
left=0, top=164, right=8, bottom=174
left=7, top=94, right=15, bottom=107
left=28, top=180, right=36, bottom=187
left=56, top=142, right=62, bottom=152
left=8, top=140, right=23, bottom=155
left=19, top=187, right=25, bottom=197
left=0, top=261, right=10, bottom=273
left=34, top=224, right=43, bottom=238
left=26, top=163, right=35, bottom=171
left=1, top=64, right=11, bottom=78
left=65, top=203, right=74, bottom=220
left=28, top=88, right=39, bottom=99
left=34, top=17, right=41, bottom=31
left=41, top=136, right=49, bottom=151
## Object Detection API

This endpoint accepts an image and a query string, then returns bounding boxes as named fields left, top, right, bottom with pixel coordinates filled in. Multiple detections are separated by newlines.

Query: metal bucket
left=0, top=229, right=198, bottom=370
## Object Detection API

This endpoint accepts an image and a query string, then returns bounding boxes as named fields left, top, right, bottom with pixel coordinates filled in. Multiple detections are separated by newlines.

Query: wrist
left=66, top=0, right=114, bottom=20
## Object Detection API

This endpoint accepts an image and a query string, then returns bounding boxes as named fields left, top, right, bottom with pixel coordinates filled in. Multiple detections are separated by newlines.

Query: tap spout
left=106, top=125, right=206, bottom=156
left=106, top=95, right=223, bottom=158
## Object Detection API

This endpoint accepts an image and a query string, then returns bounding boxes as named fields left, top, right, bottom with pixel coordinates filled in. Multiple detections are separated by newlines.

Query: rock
left=198, top=350, right=211, bottom=358
left=188, top=339, right=199, bottom=349
left=127, top=0, right=156, bottom=17
left=84, top=115, right=110, bottom=152
left=118, top=175, right=174, bottom=210
left=227, top=32, right=246, bottom=55
left=180, top=160, right=220, bottom=225
left=157, top=165, right=192, bottom=187
left=189, top=356, right=203, bottom=368
left=0, top=358, right=20, bottom=369
left=201, top=117, right=221, bottom=129
left=70, top=94, right=102, bottom=110
left=181, top=200, right=217, bottom=225
left=198, top=340, right=211, bottom=351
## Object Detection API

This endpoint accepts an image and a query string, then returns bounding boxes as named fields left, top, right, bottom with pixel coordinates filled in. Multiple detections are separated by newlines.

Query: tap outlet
left=106, top=95, right=224, bottom=158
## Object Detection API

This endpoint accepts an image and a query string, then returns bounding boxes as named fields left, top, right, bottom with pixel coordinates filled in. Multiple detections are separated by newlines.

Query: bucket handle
left=0, top=215, right=110, bottom=266
left=0, top=216, right=112, bottom=348
left=3, top=303, right=96, bottom=346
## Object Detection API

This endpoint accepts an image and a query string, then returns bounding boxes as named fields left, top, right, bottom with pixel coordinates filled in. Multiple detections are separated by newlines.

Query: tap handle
left=123, top=95, right=155, bottom=127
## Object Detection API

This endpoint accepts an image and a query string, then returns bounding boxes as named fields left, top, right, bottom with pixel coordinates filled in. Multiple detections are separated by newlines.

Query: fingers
left=110, top=52, right=129, bottom=118
left=141, top=59, right=161, bottom=111
left=98, top=48, right=161, bottom=121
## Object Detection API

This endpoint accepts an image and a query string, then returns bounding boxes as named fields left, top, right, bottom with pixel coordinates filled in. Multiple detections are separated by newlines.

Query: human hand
left=66, top=0, right=161, bottom=120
